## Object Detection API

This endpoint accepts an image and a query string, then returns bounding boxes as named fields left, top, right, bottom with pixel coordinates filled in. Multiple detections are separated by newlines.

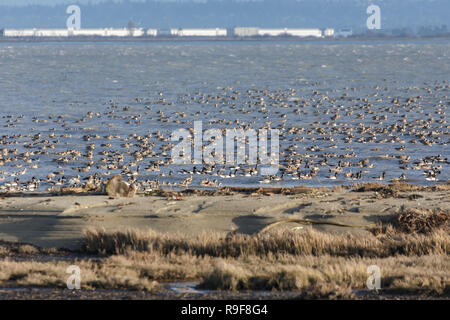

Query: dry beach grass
left=0, top=217, right=448, bottom=298
left=83, top=225, right=449, bottom=258
left=0, top=186, right=448, bottom=299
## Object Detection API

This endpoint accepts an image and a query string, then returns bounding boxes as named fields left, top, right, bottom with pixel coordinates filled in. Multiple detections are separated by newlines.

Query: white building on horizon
left=258, top=28, right=286, bottom=37
left=234, top=27, right=325, bottom=38
left=2, top=27, right=335, bottom=38
left=2, top=28, right=146, bottom=37
left=146, top=29, right=158, bottom=37
left=170, top=28, right=227, bottom=37
left=234, top=27, right=259, bottom=37
left=324, top=28, right=335, bottom=37
left=285, top=28, right=323, bottom=38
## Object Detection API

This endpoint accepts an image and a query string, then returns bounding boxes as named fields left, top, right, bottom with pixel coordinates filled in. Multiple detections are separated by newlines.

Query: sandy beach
left=0, top=184, right=448, bottom=300
left=1, top=186, right=448, bottom=250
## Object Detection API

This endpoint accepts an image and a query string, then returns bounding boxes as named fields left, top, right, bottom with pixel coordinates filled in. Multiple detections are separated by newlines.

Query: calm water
left=0, top=40, right=448, bottom=190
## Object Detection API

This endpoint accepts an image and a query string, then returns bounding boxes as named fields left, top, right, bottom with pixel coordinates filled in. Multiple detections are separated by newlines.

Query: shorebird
left=326, top=172, right=338, bottom=180
left=373, top=172, right=386, bottom=181
left=0, top=83, right=447, bottom=193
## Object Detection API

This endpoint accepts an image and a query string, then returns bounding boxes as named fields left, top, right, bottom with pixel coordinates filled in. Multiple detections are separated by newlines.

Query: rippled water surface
left=0, top=40, right=448, bottom=190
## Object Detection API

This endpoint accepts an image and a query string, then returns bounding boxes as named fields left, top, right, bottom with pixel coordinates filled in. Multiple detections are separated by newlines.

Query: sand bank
left=0, top=188, right=448, bottom=250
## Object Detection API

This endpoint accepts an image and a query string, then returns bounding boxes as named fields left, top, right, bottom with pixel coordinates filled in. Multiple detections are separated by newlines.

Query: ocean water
left=0, top=40, right=448, bottom=190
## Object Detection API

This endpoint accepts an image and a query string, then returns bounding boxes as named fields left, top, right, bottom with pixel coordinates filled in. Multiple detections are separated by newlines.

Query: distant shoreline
left=1, top=35, right=450, bottom=43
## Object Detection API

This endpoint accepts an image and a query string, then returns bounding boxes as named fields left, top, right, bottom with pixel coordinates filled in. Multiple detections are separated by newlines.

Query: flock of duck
left=0, top=82, right=448, bottom=193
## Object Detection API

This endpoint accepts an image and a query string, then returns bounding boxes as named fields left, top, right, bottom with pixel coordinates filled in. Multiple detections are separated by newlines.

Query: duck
left=326, top=172, right=338, bottom=180
left=373, top=171, right=386, bottom=180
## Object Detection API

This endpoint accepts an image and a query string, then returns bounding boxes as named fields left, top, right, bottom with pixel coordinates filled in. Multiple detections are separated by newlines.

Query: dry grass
left=0, top=241, right=59, bottom=257
left=78, top=227, right=450, bottom=296
left=199, top=255, right=449, bottom=296
left=0, top=245, right=448, bottom=296
left=0, top=222, right=448, bottom=297
left=83, top=227, right=450, bottom=258
left=0, top=257, right=160, bottom=291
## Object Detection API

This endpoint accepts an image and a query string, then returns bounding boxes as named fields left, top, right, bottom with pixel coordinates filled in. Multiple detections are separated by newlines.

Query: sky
left=0, top=0, right=148, bottom=5
left=0, top=0, right=449, bottom=30
left=0, top=0, right=107, bottom=5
